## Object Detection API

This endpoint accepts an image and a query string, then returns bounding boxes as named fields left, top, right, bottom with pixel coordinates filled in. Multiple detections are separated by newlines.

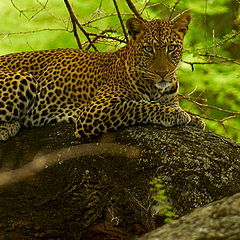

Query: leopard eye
left=143, top=46, right=154, bottom=53
left=168, top=45, right=177, bottom=52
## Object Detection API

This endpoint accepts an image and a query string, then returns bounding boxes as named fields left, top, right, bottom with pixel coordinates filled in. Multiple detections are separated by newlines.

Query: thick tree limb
left=0, top=123, right=239, bottom=239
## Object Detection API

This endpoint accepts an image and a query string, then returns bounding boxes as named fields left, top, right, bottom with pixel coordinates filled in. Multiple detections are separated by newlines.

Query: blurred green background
left=0, top=0, right=240, bottom=141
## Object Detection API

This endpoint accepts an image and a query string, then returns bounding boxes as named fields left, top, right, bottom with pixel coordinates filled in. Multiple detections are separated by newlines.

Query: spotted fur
left=0, top=13, right=204, bottom=141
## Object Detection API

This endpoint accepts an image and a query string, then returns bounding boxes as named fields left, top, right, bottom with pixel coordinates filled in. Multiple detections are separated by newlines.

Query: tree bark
left=0, top=123, right=239, bottom=239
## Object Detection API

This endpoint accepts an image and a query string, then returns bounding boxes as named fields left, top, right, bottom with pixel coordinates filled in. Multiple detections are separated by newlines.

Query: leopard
left=0, top=13, right=204, bottom=141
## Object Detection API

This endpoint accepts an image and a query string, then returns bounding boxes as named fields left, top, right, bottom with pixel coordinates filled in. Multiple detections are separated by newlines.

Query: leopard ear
left=126, top=18, right=146, bottom=40
left=173, top=13, right=191, bottom=38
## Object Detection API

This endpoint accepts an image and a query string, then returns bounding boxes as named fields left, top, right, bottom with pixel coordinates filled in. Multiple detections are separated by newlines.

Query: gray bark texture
left=0, top=122, right=239, bottom=239
left=138, top=192, right=240, bottom=240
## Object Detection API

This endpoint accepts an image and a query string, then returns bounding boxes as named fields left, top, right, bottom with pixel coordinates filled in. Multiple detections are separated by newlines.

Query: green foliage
left=149, top=178, right=179, bottom=223
left=0, top=0, right=239, bottom=141
left=179, top=63, right=240, bottom=141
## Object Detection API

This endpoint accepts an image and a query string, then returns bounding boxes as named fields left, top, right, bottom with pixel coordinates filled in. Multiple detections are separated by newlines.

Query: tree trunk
left=0, top=123, right=239, bottom=239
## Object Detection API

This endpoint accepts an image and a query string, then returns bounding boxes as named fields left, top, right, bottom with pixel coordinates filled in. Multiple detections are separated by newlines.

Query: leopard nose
left=157, top=71, right=168, bottom=78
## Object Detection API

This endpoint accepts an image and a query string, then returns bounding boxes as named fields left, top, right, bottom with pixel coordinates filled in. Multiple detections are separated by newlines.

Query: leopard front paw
left=161, top=108, right=191, bottom=127
left=174, top=109, right=191, bottom=125
left=188, top=115, right=205, bottom=130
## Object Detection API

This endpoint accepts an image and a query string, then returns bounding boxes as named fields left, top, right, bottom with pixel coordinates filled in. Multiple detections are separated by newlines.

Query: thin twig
left=204, top=0, right=208, bottom=47
left=186, top=109, right=237, bottom=135
left=183, top=60, right=229, bottom=70
left=194, top=113, right=236, bottom=134
left=141, top=2, right=172, bottom=11
left=125, top=0, right=144, bottom=20
left=88, top=32, right=126, bottom=44
left=180, top=94, right=240, bottom=115
left=29, top=0, right=49, bottom=21
left=169, top=0, right=181, bottom=20
left=1, top=28, right=71, bottom=38
left=86, top=29, right=126, bottom=50
left=140, top=0, right=150, bottom=15
left=10, top=0, right=29, bottom=19
left=83, top=13, right=133, bottom=26
left=82, top=3, right=171, bottom=27
left=171, top=9, right=191, bottom=21
left=187, top=90, right=207, bottom=111
left=112, top=0, right=129, bottom=42
left=199, top=53, right=240, bottom=65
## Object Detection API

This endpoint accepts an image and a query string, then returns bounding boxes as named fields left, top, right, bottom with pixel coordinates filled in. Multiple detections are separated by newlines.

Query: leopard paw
left=188, top=115, right=205, bottom=130
left=160, top=108, right=191, bottom=127
left=0, top=122, right=21, bottom=141
left=175, top=109, right=191, bottom=126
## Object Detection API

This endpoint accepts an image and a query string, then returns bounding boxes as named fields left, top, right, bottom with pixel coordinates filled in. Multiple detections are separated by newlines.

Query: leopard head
left=126, top=13, right=191, bottom=89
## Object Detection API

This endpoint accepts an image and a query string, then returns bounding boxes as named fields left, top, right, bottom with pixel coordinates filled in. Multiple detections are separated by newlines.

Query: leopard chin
left=155, top=81, right=172, bottom=90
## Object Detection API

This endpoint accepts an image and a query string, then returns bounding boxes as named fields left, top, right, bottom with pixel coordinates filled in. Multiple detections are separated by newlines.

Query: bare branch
left=63, top=0, right=82, bottom=49
left=112, top=0, right=129, bottom=42
left=64, top=0, right=98, bottom=51
left=88, top=32, right=126, bottom=44
left=183, top=52, right=240, bottom=70
left=86, top=29, right=126, bottom=50
left=199, top=53, right=240, bottom=65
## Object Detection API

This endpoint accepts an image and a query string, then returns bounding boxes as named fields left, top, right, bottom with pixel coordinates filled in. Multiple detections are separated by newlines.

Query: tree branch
left=0, top=143, right=139, bottom=187
left=125, top=0, right=144, bottom=20
left=63, top=0, right=82, bottom=49
left=64, top=0, right=98, bottom=51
